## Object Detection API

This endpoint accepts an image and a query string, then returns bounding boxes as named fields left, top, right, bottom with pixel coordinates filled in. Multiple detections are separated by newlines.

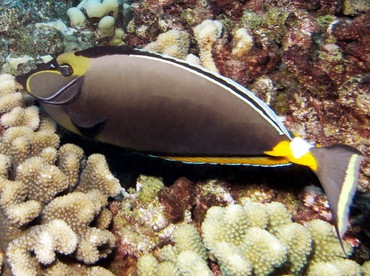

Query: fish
left=15, top=45, right=363, bottom=249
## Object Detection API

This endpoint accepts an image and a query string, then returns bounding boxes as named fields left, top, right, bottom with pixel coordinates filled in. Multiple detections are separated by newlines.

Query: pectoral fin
left=68, top=111, right=107, bottom=129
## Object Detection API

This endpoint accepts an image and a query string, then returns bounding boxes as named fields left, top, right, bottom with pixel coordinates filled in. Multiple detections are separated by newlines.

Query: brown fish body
left=16, top=46, right=364, bottom=246
left=43, top=54, right=289, bottom=157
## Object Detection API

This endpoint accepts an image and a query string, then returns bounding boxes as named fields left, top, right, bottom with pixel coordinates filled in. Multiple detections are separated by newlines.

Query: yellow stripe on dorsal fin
left=160, top=156, right=290, bottom=166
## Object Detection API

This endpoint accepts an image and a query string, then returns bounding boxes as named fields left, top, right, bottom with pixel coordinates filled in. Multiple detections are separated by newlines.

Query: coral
left=6, top=219, right=77, bottom=276
left=0, top=251, right=2, bottom=274
left=67, top=7, right=86, bottom=27
left=231, top=28, right=254, bottom=59
left=0, top=75, right=121, bottom=274
left=57, top=143, right=85, bottom=189
left=307, top=219, right=352, bottom=263
left=75, top=153, right=121, bottom=196
left=84, top=0, right=119, bottom=19
left=0, top=74, right=18, bottom=95
left=363, top=260, right=370, bottom=274
left=137, top=224, right=212, bottom=276
left=265, top=201, right=293, bottom=233
left=16, top=156, right=68, bottom=204
left=76, top=226, right=116, bottom=264
left=111, top=176, right=174, bottom=263
left=0, top=93, right=23, bottom=113
left=143, top=30, right=190, bottom=59
left=176, top=250, right=213, bottom=276
left=137, top=254, right=159, bottom=276
left=275, top=223, right=312, bottom=274
left=193, top=19, right=223, bottom=72
left=200, top=203, right=356, bottom=275
left=98, top=16, right=116, bottom=37
left=172, top=224, right=207, bottom=260
left=307, top=259, right=362, bottom=275
left=241, top=227, right=287, bottom=275
left=202, top=204, right=288, bottom=275
left=343, top=0, right=370, bottom=15
left=157, top=177, right=195, bottom=223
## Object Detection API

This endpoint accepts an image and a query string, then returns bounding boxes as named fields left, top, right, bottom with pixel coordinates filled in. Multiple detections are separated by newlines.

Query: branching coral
left=200, top=202, right=354, bottom=275
left=0, top=74, right=121, bottom=274
left=137, top=223, right=212, bottom=276
left=0, top=106, right=40, bottom=130
left=6, top=219, right=77, bottom=275
left=76, top=153, right=121, bottom=196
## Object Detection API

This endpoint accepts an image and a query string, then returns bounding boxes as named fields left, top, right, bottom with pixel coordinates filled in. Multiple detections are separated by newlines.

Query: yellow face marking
left=57, top=51, right=91, bottom=76
left=161, top=156, right=290, bottom=166
left=337, top=154, right=362, bottom=237
left=264, top=140, right=318, bottom=171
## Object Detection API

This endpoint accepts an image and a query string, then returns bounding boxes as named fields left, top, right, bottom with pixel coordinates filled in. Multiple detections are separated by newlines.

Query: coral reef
left=0, top=74, right=120, bottom=275
left=143, top=30, right=190, bottom=59
left=134, top=197, right=361, bottom=276
left=1, top=0, right=369, bottom=274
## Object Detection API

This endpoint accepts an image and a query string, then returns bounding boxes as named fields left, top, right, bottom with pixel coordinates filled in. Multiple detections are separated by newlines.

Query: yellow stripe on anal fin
left=160, top=156, right=290, bottom=166
left=337, top=154, right=364, bottom=238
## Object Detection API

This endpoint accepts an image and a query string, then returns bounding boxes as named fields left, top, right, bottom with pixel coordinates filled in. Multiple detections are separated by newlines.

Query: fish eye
left=59, top=64, right=73, bottom=77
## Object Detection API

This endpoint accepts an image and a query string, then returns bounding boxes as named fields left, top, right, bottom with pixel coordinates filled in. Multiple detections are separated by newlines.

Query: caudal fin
left=309, top=145, right=363, bottom=249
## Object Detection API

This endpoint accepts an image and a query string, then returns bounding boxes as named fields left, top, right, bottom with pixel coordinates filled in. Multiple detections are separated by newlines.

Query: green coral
left=136, top=175, right=164, bottom=207
left=134, top=199, right=357, bottom=276
left=137, top=224, right=212, bottom=276
left=307, top=219, right=352, bottom=263
left=275, top=223, right=312, bottom=274
left=241, top=10, right=262, bottom=29
left=307, top=259, right=362, bottom=275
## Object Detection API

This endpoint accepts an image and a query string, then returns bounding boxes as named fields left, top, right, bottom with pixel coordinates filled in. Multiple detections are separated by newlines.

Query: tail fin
left=309, top=145, right=363, bottom=249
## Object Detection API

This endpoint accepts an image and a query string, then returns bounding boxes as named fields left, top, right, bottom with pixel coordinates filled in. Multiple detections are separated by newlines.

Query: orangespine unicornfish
left=16, top=45, right=363, bottom=249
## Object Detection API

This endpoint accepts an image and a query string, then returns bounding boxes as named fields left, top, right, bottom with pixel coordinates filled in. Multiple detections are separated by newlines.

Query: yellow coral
left=308, top=259, right=362, bottom=276
left=243, top=203, right=268, bottom=228
left=241, top=227, right=287, bottom=275
left=94, top=208, right=113, bottom=229
left=0, top=126, right=60, bottom=165
left=172, top=224, right=207, bottom=260
left=176, top=251, right=213, bottom=276
left=275, top=222, right=312, bottom=275
left=265, top=202, right=293, bottom=233
left=137, top=253, right=159, bottom=276
left=307, top=219, right=352, bottom=263
left=157, top=261, right=180, bottom=276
